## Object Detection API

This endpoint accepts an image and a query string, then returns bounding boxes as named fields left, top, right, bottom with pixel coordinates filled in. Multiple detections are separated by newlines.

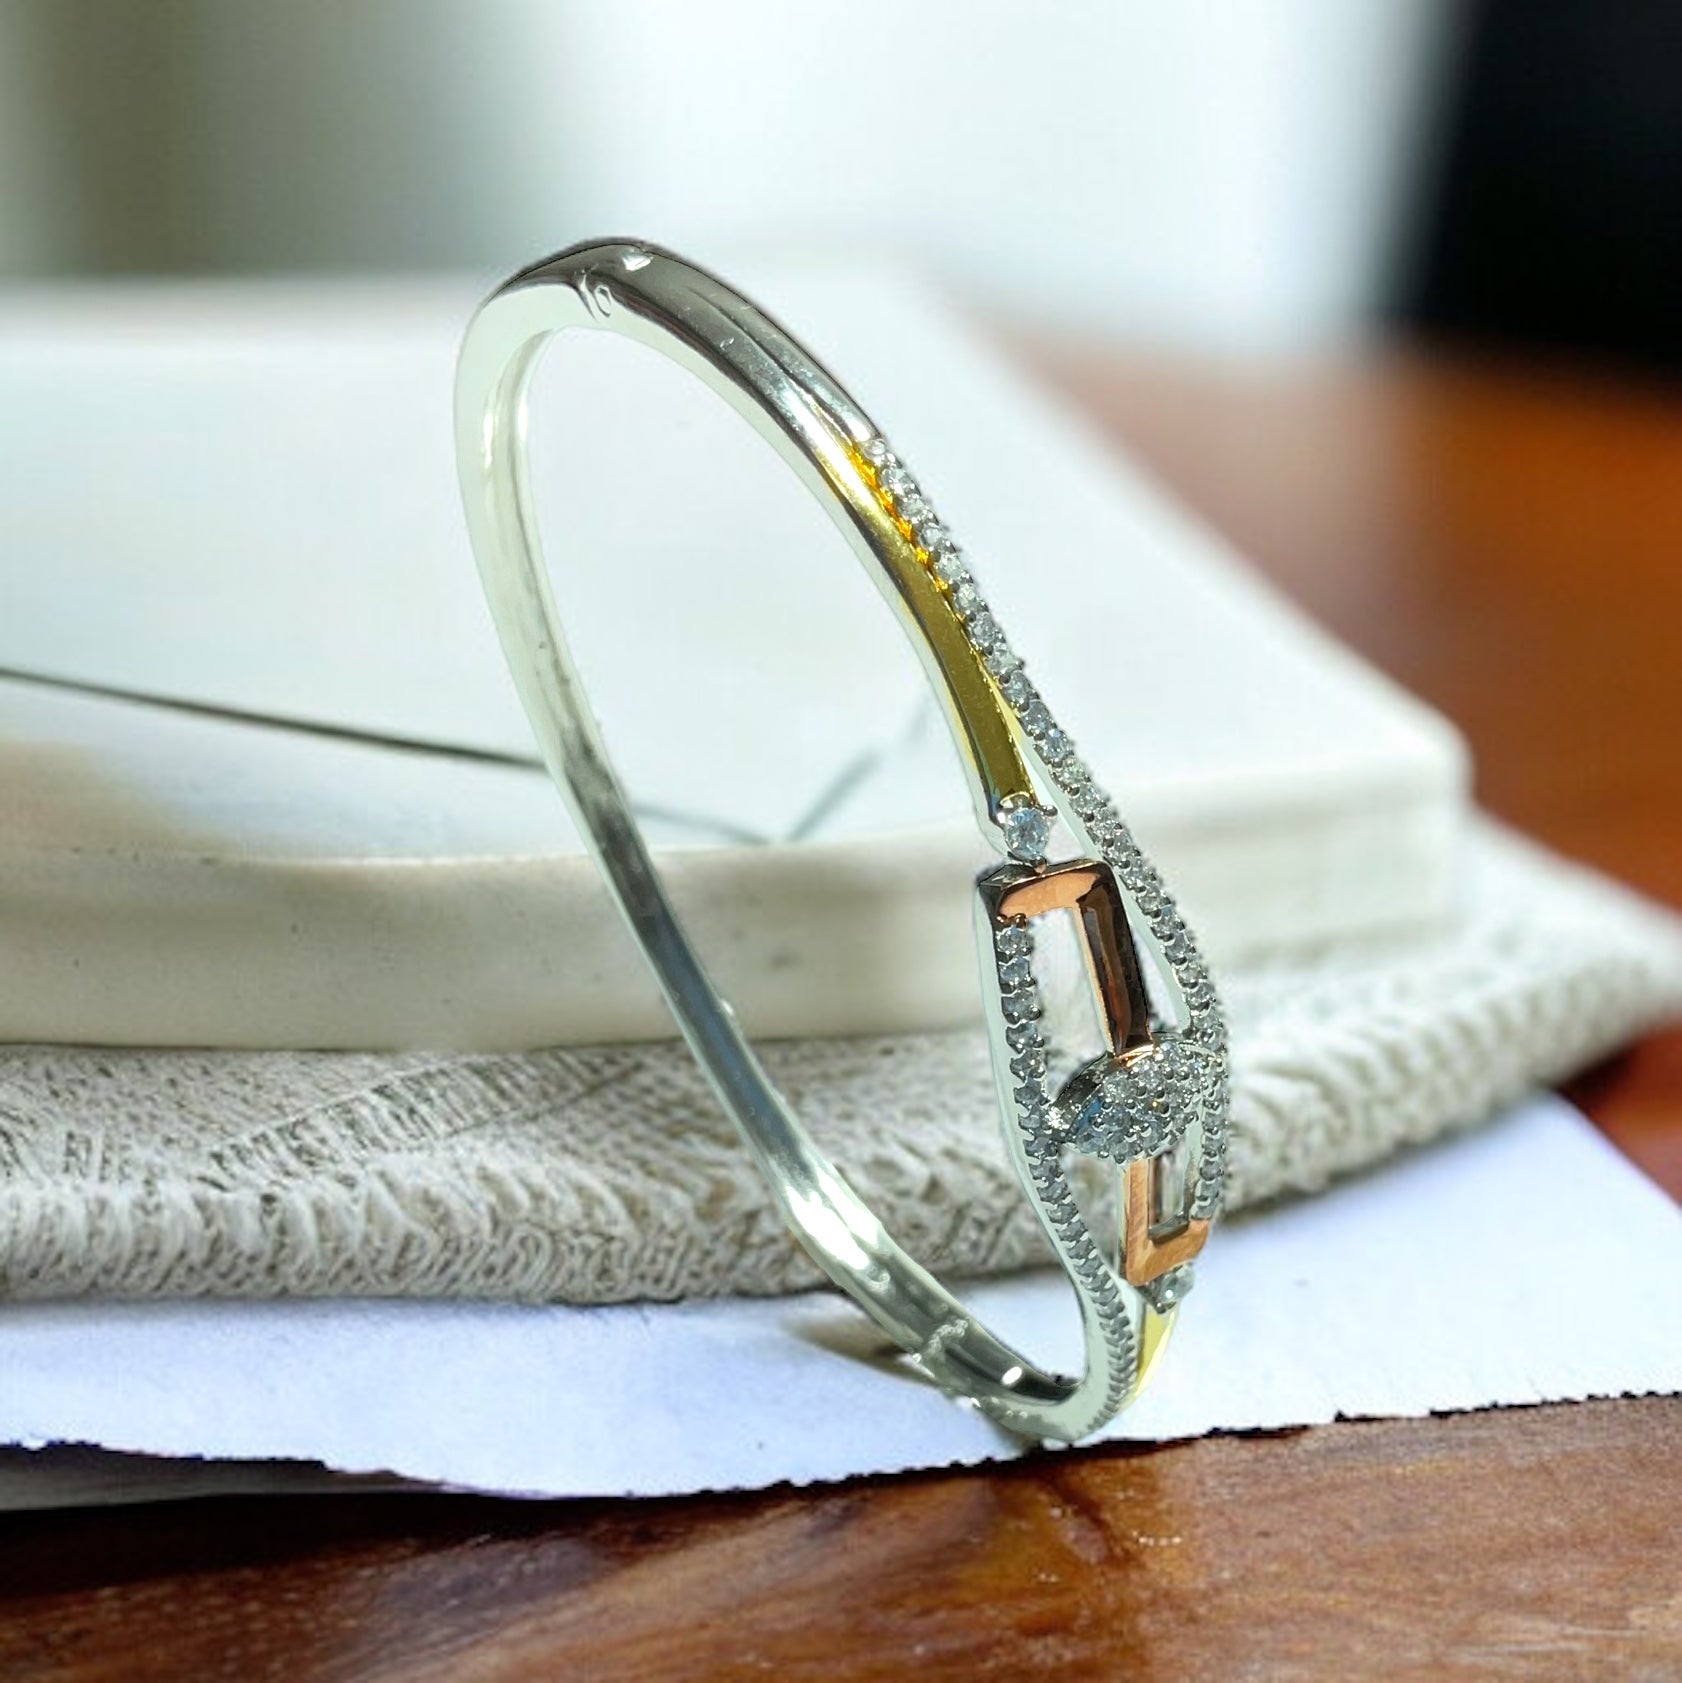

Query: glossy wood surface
left=2, top=347, right=1678, bottom=1680
left=2, top=1399, right=1676, bottom=1682
left=1040, top=347, right=1682, bottom=1194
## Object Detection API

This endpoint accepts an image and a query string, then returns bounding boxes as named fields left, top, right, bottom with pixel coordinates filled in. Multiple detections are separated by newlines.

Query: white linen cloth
left=2, top=1092, right=1676, bottom=1506
left=2, top=822, right=1677, bottom=1304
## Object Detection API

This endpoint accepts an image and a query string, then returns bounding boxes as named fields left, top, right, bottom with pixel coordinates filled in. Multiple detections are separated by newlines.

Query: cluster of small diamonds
left=860, top=434, right=1229, bottom=1221
left=1077, top=1040, right=1221, bottom=1160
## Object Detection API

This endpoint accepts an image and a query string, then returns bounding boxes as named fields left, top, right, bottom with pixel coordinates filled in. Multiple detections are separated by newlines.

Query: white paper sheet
left=0, top=1095, right=1675, bottom=1508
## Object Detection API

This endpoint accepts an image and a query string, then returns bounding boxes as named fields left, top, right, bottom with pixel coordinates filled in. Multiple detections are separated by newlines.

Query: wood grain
left=2, top=346, right=1678, bottom=1680
left=1038, top=347, right=1682, bottom=910
left=1, top=1398, right=1677, bottom=1682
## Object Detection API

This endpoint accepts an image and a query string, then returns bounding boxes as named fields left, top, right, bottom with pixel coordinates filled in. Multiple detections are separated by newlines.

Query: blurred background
left=0, top=0, right=1674, bottom=374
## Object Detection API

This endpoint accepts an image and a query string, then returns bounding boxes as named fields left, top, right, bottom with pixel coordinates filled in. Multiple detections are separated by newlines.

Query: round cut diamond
left=1000, top=801, right=1052, bottom=862
left=933, top=548, right=968, bottom=585
left=1142, top=1265, right=1194, bottom=1313
left=1000, top=989, right=1040, bottom=1025
left=1020, top=699, right=1052, bottom=737
left=995, top=921, right=1032, bottom=958
left=1011, top=1046, right=1048, bottom=1080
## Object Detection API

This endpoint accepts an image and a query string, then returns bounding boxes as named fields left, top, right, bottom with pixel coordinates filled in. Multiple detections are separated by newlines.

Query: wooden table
left=3, top=348, right=1678, bottom=1681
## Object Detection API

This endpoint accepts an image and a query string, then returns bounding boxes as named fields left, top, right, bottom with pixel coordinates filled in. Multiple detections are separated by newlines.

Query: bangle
left=454, top=241, right=1228, bottom=1441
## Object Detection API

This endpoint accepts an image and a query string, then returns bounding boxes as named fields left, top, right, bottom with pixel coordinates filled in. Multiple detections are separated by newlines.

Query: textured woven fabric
left=2, top=822, right=1678, bottom=1304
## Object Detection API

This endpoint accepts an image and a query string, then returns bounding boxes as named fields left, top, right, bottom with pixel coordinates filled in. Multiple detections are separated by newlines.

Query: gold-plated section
left=1135, top=1305, right=1176, bottom=1391
left=834, top=442, right=1036, bottom=820
left=1123, top=1158, right=1211, bottom=1285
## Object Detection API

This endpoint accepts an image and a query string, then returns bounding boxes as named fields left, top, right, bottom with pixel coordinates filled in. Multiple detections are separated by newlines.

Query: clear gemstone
left=881, top=466, right=914, bottom=501
left=1040, top=726, right=1071, bottom=763
left=1005, top=1019, right=1044, bottom=1052
left=1000, top=989, right=1039, bottom=1024
left=967, top=612, right=1001, bottom=651
left=1000, top=802, right=1051, bottom=862
left=917, top=521, right=948, bottom=551
left=994, top=922, right=1031, bottom=958
left=984, top=642, right=1019, bottom=678
left=1142, top=1264, right=1193, bottom=1313
left=932, top=548, right=968, bottom=585
left=1020, top=699, right=1052, bottom=737
left=898, top=494, right=930, bottom=528
left=1002, top=670, right=1033, bottom=708
left=997, top=954, right=1033, bottom=990
left=952, top=581, right=984, bottom=617
left=862, top=438, right=891, bottom=466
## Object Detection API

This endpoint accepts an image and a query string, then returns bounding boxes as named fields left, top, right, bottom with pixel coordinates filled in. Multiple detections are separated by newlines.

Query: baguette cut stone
left=858, top=432, right=1229, bottom=1276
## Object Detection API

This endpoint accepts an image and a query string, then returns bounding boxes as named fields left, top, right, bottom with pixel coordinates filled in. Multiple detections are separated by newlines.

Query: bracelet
left=454, top=241, right=1229, bottom=1441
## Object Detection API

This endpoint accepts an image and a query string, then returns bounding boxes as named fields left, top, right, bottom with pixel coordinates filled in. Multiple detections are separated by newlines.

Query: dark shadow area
left=1399, top=0, right=1682, bottom=380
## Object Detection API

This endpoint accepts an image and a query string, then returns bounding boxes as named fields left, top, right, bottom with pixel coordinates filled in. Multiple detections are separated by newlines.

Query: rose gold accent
left=997, top=859, right=1206, bottom=1287
left=995, top=864, right=1103, bottom=921
left=996, top=861, right=1151, bottom=1054
left=1123, top=1159, right=1211, bottom=1285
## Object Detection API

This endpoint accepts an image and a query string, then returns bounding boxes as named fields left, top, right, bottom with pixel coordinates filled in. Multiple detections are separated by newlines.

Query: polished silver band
left=454, top=240, right=1228, bottom=1441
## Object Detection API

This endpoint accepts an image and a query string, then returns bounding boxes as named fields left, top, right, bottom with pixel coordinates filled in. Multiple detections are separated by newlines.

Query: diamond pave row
left=990, top=917, right=1138, bottom=1414
left=859, top=434, right=1229, bottom=1234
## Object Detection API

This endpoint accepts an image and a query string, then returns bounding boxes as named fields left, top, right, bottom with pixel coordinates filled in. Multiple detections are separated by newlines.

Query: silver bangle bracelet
left=454, top=240, right=1229, bottom=1442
